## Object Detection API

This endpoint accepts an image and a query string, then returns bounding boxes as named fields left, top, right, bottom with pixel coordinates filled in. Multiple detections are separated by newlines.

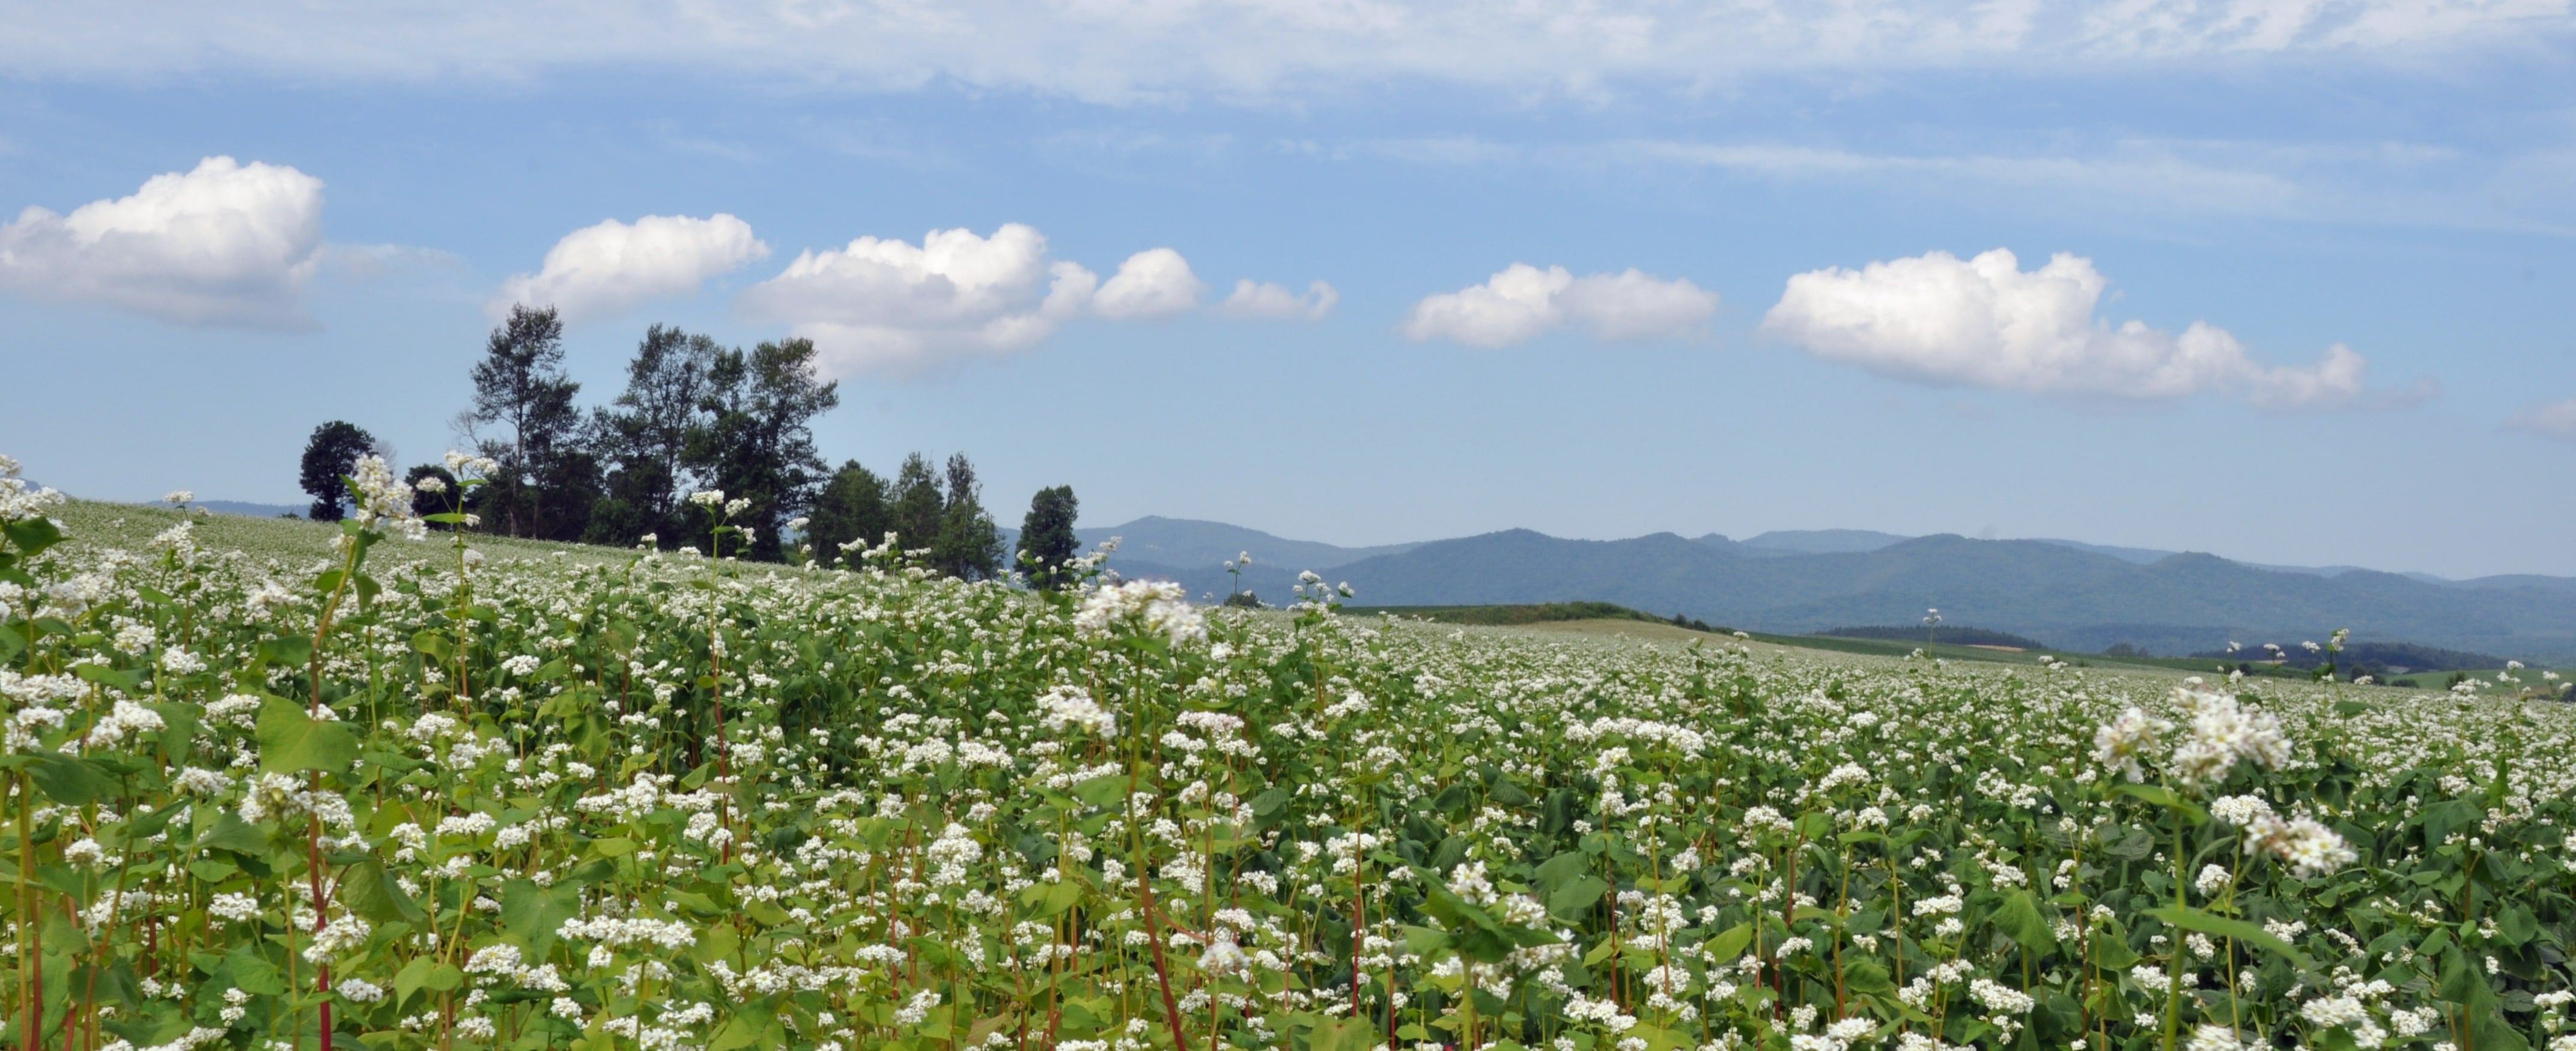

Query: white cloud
left=1760, top=247, right=2425, bottom=410
left=1219, top=279, right=1337, bottom=320
left=738, top=223, right=1214, bottom=376
left=0, top=3, right=2555, bottom=101
left=1092, top=247, right=1203, bottom=319
left=2507, top=399, right=2576, bottom=442
left=493, top=214, right=767, bottom=324
left=1402, top=264, right=1717, bottom=348
left=0, top=156, right=324, bottom=327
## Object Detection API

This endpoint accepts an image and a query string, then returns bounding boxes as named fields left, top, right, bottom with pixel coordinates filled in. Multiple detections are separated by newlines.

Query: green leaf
left=693, top=922, right=741, bottom=966
left=1248, top=787, right=1291, bottom=817
left=2148, top=906, right=2310, bottom=970
left=2496, top=906, right=2540, bottom=948
left=2091, top=929, right=2141, bottom=969
left=256, top=696, right=359, bottom=775
left=393, top=957, right=435, bottom=1008
left=500, top=879, right=583, bottom=957
left=225, top=946, right=287, bottom=996
left=1845, top=958, right=1894, bottom=995
left=1071, top=773, right=1128, bottom=810
left=3, top=517, right=64, bottom=558
left=197, top=812, right=272, bottom=855
left=410, top=631, right=451, bottom=659
left=1991, top=891, right=2056, bottom=954
left=23, top=754, right=117, bottom=806
left=341, top=858, right=427, bottom=924
left=1310, top=1017, right=1375, bottom=1051
left=1402, top=925, right=1453, bottom=957
left=1702, top=922, right=1753, bottom=963
left=1548, top=875, right=1609, bottom=918
left=2421, top=799, right=2483, bottom=850
left=1534, top=851, right=1589, bottom=892
left=73, top=663, right=145, bottom=691
left=257, top=636, right=312, bottom=668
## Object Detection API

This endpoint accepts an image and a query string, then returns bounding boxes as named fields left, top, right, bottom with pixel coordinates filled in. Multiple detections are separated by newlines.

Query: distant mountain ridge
left=1065, top=519, right=2576, bottom=664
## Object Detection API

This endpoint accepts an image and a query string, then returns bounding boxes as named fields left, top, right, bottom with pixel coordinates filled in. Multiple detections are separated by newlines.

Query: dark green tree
left=467, top=304, right=585, bottom=539
left=804, top=460, right=890, bottom=567
left=297, top=421, right=378, bottom=522
left=889, top=453, right=944, bottom=556
left=932, top=453, right=1004, bottom=580
left=586, top=325, right=718, bottom=547
left=681, top=338, right=840, bottom=561
left=1017, top=484, right=1080, bottom=589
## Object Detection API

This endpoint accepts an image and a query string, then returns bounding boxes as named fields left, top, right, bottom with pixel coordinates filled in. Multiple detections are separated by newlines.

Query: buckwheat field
left=4, top=454, right=2574, bottom=1051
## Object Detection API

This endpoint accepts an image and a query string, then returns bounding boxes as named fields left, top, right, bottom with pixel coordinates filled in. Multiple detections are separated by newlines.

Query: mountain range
left=182, top=498, right=2570, bottom=663
left=1052, top=517, right=2576, bottom=664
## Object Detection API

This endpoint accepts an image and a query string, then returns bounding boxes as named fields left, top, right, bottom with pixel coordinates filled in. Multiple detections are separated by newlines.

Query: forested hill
left=1095, top=527, right=2576, bottom=664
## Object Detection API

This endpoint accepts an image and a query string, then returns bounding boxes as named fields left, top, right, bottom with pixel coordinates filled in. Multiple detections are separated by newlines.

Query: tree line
left=296, top=306, right=1087, bottom=584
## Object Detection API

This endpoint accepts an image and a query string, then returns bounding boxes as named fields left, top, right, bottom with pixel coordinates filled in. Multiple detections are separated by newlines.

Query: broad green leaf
left=341, top=858, right=427, bottom=924
left=198, top=812, right=272, bottom=855
left=23, top=754, right=117, bottom=806
left=257, top=636, right=312, bottom=668
left=1534, top=851, right=1589, bottom=892
left=393, top=957, right=435, bottom=1008
left=1071, top=773, right=1129, bottom=810
left=1310, top=1017, right=1376, bottom=1051
left=225, top=946, right=287, bottom=996
left=257, top=696, right=359, bottom=775
left=1548, top=875, right=1609, bottom=918
left=1991, top=890, right=2056, bottom=954
left=1702, top=922, right=1753, bottom=963
left=500, top=878, right=583, bottom=957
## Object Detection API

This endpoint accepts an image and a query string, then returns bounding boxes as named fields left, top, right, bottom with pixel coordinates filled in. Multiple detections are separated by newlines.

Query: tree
left=466, top=304, right=585, bottom=540
left=889, top=453, right=944, bottom=555
left=932, top=453, right=1004, bottom=580
left=297, top=421, right=378, bottom=521
left=805, top=460, right=890, bottom=567
left=586, top=325, right=718, bottom=547
left=1018, top=484, right=1080, bottom=590
left=681, top=338, right=840, bottom=561
left=404, top=464, right=458, bottom=529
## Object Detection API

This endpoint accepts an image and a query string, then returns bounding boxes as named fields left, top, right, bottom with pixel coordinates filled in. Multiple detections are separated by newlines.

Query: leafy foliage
left=297, top=421, right=377, bottom=522
left=1019, top=485, right=1081, bottom=591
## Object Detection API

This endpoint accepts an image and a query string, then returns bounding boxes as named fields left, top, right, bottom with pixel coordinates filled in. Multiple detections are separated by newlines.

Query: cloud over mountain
left=1761, top=248, right=2427, bottom=410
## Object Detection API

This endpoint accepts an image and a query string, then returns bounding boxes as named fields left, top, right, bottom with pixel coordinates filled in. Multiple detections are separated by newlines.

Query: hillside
left=1104, top=527, right=2576, bottom=663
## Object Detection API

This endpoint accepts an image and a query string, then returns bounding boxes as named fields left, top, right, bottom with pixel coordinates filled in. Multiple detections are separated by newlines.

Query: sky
left=1, top=1, right=2573, bottom=578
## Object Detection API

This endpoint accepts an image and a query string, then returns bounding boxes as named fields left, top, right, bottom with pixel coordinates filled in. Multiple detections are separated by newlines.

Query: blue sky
left=2, top=2, right=2573, bottom=577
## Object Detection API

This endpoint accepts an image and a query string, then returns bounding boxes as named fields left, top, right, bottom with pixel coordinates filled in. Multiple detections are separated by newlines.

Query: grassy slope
left=58, top=500, right=630, bottom=566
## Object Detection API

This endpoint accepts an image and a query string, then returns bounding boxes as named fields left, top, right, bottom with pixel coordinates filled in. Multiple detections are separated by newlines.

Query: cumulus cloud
left=1402, top=264, right=1717, bottom=348
left=0, top=156, right=325, bottom=327
left=2506, top=399, right=2576, bottom=442
left=1219, top=279, right=1337, bottom=320
left=493, top=214, right=766, bottom=324
left=738, top=223, right=1218, bottom=377
left=1093, top=247, right=1203, bottom=319
left=1760, top=248, right=2426, bottom=410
